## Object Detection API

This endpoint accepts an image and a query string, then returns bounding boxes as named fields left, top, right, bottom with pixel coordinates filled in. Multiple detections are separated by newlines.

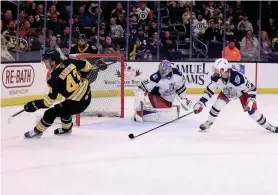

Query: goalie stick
left=128, top=111, right=194, bottom=139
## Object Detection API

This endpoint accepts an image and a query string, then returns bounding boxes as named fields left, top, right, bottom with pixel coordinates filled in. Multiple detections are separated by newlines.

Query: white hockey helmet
left=213, top=58, right=229, bottom=75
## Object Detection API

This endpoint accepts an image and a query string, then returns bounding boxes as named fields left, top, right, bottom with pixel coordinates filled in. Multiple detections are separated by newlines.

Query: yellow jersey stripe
left=43, top=96, right=55, bottom=107
left=67, top=79, right=89, bottom=101
left=81, top=60, right=93, bottom=72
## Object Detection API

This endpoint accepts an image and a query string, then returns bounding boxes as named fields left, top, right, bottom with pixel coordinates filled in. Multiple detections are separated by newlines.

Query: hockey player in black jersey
left=193, top=58, right=278, bottom=133
left=24, top=49, right=94, bottom=138
left=70, top=34, right=98, bottom=54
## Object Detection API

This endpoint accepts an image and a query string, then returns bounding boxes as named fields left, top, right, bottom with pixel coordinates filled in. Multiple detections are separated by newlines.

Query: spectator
left=2, top=9, right=13, bottom=31
left=47, top=13, right=63, bottom=35
left=234, top=0, right=245, bottom=24
left=46, top=36, right=66, bottom=59
left=205, top=21, right=222, bottom=58
left=149, top=32, right=163, bottom=56
left=221, top=21, right=235, bottom=44
left=240, top=39, right=258, bottom=61
left=145, top=11, right=156, bottom=27
left=129, top=6, right=139, bottom=20
left=208, top=15, right=223, bottom=30
left=111, top=2, right=126, bottom=21
left=271, top=31, right=278, bottom=52
left=72, top=15, right=81, bottom=41
left=136, top=1, right=150, bottom=21
left=266, top=18, right=277, bottom=40
left=213, top=6, right=223, bottom=20
left=35, top=4, right=45, bottom=22
left=162, top=31, right=182, bottom=60
left=203, top=9, right=212, bottom=22
left=18, top=10, right=27, bottom=27
left=222, top=39, right=241, bottom=61
left=2, top=20, right=16, bottom=37
left=101, top=36, right=119, bottom=53
left=98, top=22, right=108, bottom=46
left=59, top=26, right=70, bottom=48
left=226, top=6, right=235, bottom=24
left=260, top=31, right=272, bottom=61
left=129, top=38, right=144, bottom=60
left=240, top=30, right=258, bottom=50
left=20, top=1, right=36, bottom=15
left=109, top=17, right=124, bottom=41
left=1, top=20, right=15, bottom=61
left=47, top=4, right=60, bottom=20
left=78, top=6, right=93, bottom=36
left=28, top=15, right=39, bottom=30
left=237, top=13, right=253, bottom=33
left=192, top=12, right=208, bottom=38
left=182, top=5, right=196, bottom=25
left=206, top=1, right=216, bottom=15
left=218, top=0, right=226, bottom=13
left=148, top=21, right=157, bottom=37
left=236, top=23, right=247, bottom=46
left=20, top=20, right=37, bottom=38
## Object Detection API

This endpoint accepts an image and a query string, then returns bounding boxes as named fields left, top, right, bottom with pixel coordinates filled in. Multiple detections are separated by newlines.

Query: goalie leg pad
left=148, top=93, right=172, bottom=108
left=135, top=107, right=179, bottom=123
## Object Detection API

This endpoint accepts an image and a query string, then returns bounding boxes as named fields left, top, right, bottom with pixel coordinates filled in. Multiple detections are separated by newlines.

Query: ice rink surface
left=1, top=95, right=278, bottom=195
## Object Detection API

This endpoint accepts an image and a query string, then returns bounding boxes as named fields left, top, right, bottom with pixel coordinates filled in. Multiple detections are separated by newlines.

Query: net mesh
left=76, top=54, right=124, bottom=124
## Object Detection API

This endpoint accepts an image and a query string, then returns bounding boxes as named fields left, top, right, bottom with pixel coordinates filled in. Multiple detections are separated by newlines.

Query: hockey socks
left=248, top=109, right=277, bottom=132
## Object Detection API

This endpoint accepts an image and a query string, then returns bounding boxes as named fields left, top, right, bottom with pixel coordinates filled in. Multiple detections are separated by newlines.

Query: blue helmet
left=158, top=60, right=173, bottom=79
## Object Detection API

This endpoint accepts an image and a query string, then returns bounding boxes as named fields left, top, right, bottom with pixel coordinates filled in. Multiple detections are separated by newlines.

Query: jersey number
left=66, top=69, right=82, bottom=92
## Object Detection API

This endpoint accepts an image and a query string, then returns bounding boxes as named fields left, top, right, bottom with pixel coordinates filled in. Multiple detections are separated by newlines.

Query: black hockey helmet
left=42, top=49, right=61, bottom=61
left=42, top=49, right=62, bottom=66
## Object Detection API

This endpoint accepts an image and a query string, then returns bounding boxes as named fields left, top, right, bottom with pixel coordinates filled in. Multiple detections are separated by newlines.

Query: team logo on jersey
left=139, top=12, right=147, bottom=20
left=115, top=63, right=142, bottom=79
left=223, top=86, right=237, bottom=98
left=163, top=82, right=178, bottom=96
left=197, top=23, right=205, bottom=30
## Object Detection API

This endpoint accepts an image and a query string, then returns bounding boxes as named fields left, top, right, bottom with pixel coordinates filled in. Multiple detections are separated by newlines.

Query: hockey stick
left=128, top=111, right=194, bottom=139
left=8, top=109, right=25, bottom=124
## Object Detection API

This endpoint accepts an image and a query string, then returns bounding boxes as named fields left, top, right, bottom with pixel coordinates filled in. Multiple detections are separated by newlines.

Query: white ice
left=1, top=95, right=278, bottom=195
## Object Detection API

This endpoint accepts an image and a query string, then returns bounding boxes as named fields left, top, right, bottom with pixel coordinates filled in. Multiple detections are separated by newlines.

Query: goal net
left=75, top=53, right=125, bottom=126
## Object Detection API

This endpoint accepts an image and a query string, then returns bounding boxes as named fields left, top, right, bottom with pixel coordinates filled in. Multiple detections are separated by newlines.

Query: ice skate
left=266, top=124, right=278, bottom=133
left=54, top=128, right=72, bottom=135
left=199, top=120, right=213, bottom=131
left=24, top=129, right=43, bottom=138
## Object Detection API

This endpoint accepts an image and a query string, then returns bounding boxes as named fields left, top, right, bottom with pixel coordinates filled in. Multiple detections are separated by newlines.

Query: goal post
left=75, top=53, right=125, bottom=126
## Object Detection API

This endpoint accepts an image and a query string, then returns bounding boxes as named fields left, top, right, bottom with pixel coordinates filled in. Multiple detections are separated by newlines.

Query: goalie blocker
left=133, top=60, right=192, bottom=123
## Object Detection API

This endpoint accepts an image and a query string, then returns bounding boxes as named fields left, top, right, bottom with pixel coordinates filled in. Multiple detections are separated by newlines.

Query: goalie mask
left=212, top=58, right=229, bottom=77
left=158, top=60, right=173, bottom=79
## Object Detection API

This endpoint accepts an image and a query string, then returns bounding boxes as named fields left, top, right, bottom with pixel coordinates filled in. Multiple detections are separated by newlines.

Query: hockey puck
left=97, top=114, right=102, bottom=117
left=128, top=134, right=135, bottom=139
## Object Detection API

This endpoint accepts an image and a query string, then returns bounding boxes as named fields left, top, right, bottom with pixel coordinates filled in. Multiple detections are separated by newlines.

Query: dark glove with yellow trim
left=96, top=59, right=108, bottom=71
left=24, top=100, right=40, bottom=112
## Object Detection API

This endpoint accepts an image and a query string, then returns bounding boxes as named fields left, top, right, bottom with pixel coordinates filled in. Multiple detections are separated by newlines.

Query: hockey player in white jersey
left=133, top=60, right=192, bottom=122
left=193, top=58, right=278, bottom=133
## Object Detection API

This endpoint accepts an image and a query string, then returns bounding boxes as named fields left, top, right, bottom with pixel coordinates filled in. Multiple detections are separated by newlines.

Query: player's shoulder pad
left=211, top=74, right=220, bottom=82
left=149, top=72, right=161, bottom=83
left=229, top=69, right=245, bottom=86
left=172, top=68, right=182, bottom=76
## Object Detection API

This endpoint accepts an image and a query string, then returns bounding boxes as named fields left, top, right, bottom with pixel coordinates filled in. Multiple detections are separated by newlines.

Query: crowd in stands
left=1, top=0, right=278, bottom=62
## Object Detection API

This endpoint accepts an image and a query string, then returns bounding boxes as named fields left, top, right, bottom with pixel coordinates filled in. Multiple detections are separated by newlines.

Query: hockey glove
left=96, top=60, right=108, bottom=71
left=193, top=101, right=206, bottom=114
left=24, top=100, right=39, bottom=112
left=243, top=97, right=256, bottom=112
